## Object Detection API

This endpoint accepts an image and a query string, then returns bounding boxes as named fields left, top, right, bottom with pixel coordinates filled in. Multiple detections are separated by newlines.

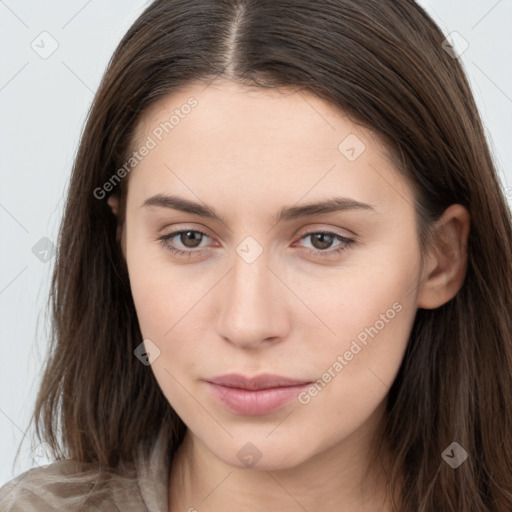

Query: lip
left=204, top=373, right=313, bottom=415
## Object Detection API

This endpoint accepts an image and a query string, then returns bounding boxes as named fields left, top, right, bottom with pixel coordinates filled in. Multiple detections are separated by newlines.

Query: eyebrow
left=141, top=193, right=375, bottom=223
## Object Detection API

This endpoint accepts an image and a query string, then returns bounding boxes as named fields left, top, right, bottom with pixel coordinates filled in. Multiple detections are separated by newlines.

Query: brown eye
left=158, top=229, right=211, bottom=256
left=309, top=233, right=336, bottom=250
left=178, top=230, right=204, bottom=248
left=297, top=231, right=355, bottom=259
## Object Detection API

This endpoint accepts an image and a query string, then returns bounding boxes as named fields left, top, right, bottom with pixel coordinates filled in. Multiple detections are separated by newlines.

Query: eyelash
left=157, top=229, right=355, bottom=259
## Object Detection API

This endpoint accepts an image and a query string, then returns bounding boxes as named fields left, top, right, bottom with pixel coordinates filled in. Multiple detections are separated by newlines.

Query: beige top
left=0, top=427, right=172, bottom=512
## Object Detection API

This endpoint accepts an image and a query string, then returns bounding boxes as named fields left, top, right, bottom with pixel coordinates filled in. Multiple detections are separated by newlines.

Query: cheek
left=296, top=237, right=420, bottom=400
left=128, top=266, right=172, bottom=338
left=290, top=268, right=419, bottom=459
left=126, top=254, right=201, bottom=410
left=125, top=226, right=185, bottom=337
left=126, top=239, right=210, bottom=394
left=301, top=231, right=419, bottom=339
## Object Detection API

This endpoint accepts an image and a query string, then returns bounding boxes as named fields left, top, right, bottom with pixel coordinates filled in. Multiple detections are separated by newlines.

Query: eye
left=158, top=229, right=211, bottom=257
left=157, top=229, right=355, bottom=259
left=295, top=231, right=355, bottom=258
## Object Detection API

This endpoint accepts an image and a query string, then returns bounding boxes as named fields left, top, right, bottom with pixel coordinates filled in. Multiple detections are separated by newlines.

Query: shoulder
left=0, top=459, right=144, bottom=512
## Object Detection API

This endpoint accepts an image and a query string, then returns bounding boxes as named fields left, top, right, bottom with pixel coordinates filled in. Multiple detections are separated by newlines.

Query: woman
left=1, top=0, right=511, bottom=510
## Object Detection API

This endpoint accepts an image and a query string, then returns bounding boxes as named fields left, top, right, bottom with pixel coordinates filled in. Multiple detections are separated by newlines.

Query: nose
left=215, top=248, right=290, bottom=349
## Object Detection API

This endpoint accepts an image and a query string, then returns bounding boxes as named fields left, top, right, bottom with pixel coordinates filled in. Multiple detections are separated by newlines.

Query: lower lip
left=205, top=381, right=311, bottom=415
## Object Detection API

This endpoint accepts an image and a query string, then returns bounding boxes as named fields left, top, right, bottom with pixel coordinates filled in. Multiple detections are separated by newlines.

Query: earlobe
left=417, top=204, right=470, bottom=309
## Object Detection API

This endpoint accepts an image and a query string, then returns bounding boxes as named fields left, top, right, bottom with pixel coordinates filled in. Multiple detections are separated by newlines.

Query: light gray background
left=1, top=0, right=511, bottom=485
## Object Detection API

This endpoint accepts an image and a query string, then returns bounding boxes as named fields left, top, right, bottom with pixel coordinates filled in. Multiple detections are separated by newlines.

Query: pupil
left=181, top=231, right=202, bottom=248
left=313, top=233, right=333, bottom=250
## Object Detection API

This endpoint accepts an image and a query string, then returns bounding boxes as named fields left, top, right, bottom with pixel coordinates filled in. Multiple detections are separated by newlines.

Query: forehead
left=127, top=79, right=412, bottom=217
left=133, top=79, right=387, bottom=155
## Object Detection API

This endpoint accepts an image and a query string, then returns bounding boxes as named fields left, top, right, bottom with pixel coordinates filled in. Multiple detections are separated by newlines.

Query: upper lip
left=205, top=373, right=312, bottom=391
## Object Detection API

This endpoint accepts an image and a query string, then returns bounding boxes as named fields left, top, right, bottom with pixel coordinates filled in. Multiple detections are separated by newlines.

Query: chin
left=212, top=436, right=316, bottom=472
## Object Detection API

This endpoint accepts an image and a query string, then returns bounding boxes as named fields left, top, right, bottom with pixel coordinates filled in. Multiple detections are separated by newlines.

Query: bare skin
left=108, top=79, right=470, bottom=511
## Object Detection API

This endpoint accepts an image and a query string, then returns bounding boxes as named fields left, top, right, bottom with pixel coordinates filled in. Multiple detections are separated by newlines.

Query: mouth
left=203, top=373, right=313, bottom=415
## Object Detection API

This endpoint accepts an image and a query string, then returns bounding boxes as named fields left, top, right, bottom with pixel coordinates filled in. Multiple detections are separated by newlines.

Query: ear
left=107, top=194, right=126, bottom=258
left=107, top=194, right=119, bottom=216
left=417, top=204, right=470, bottom=309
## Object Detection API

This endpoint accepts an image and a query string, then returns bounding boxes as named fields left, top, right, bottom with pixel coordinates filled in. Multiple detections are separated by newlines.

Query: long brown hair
left=20, top=0, right=512, bottom=510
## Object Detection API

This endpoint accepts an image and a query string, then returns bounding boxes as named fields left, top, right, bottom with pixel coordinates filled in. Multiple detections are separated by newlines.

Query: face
left=116, top=79, right=425, bottom=471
